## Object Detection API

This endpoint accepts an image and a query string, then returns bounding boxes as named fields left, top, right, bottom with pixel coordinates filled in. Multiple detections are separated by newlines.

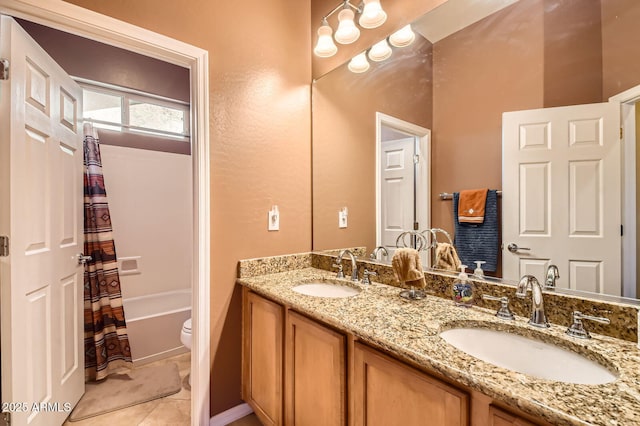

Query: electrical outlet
left=268, top=206, right=279, bottom=231
left=338, top=207, right=348, bottom=228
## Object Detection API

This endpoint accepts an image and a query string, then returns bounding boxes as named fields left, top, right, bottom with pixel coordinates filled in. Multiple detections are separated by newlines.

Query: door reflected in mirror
left=376, top=113, right=430, bottom=265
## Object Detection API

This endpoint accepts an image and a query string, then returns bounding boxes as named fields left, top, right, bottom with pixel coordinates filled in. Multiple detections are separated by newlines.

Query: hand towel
left=453, top=190, right=499, bottom=272
left=391, top=248, right=426, bottom=288
left=434, top=242, right=461, bottom=272
left=458, top=188, right=488, bottom=224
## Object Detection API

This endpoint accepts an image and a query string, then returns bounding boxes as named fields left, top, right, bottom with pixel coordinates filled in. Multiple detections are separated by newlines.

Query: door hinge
left=621, top=224, right=624, bottom=236
left=2, top=411, right=11, bottom=426
left=413, top=154, right=420, bottom=164
left=0, top=59, right=8, bottom=80
left=620, top=127, right=623, bottom=139
left=0, top=235, right=8, bottom=256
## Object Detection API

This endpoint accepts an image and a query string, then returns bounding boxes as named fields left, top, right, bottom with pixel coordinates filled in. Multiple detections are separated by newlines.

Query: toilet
left=181, top=318, right=192, bottom=385
left=180, top=318, right=192, bottom=350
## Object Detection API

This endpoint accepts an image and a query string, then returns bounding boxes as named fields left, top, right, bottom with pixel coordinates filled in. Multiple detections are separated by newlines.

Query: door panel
left=380, top=137, right=414, bottom=255
left=0, top=15, right=84, bottom=425
left=503, top=102, right=620, bottom=295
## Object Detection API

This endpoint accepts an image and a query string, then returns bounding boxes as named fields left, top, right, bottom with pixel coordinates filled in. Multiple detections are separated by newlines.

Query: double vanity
left=237, top=251, right=640, bottom=425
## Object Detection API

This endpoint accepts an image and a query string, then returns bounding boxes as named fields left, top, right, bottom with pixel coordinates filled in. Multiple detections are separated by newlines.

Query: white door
left=380, top=137, right=415, bottom=257
left=0, top=16, right=84, bottom=425
left=502, top=102, right=621, bottom=295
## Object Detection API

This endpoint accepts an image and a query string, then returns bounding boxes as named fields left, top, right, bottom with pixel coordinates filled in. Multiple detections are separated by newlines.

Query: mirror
left=312, top=0, right=640, bottom=300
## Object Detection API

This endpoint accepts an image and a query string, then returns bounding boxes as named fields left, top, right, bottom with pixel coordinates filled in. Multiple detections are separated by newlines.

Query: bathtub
left=123, top=289, right=191, bottom=365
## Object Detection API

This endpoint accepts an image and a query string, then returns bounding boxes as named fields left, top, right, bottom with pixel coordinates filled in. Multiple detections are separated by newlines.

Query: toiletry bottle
left=452, top=265, right=474, bottom=307
left=473, top=261, right=486, bottom=277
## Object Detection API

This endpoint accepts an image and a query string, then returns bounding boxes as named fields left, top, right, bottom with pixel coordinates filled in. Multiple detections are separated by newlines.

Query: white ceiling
left=413, top=0, right=520, bottom=43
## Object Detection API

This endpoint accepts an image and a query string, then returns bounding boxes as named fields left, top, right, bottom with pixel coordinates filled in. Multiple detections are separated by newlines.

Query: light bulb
left=368, top=39, right=392, bottom=62
left=348, top=52, right=370, bottom=73
left=314, top=23, right=338, bottom=58
left=359, top=0, right=387, bottom=29
left=389, top=24, right=415, bottom=48
left=334, top=8, right=360, bottom=44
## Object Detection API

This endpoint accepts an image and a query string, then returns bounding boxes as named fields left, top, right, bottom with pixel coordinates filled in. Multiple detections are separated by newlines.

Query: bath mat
left=68, top=362, right=182, bottom=421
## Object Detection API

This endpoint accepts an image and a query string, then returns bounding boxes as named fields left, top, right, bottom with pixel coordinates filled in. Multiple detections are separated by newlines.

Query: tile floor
left=63, top=352, right=191, bottom=426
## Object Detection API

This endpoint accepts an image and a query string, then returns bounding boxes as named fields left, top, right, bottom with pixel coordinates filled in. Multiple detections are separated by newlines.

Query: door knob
left=507, top=243, right=531, bottom=253
left=77, top=253, right=92, bottom=265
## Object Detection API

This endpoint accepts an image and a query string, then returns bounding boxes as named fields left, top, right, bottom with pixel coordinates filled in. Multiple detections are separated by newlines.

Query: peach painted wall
left=431, top=0, right=545, bottom=239
left=601, top=0, right=640, bottom=98
left=313, top=36, right=433, bottom=252
left=543, top=0, right=603, bottom=107
left=64, top=0, right=312, bottom=415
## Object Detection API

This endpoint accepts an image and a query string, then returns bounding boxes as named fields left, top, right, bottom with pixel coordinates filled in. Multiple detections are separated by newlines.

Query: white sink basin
left=292, top=282, right=360, bottom=298
left=440, top=327, right=617, bottom=385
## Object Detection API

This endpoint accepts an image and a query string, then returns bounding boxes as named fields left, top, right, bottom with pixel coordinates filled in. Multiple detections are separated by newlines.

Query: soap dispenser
left=452, top=265, right=474, bottom=307
left=473, top=261, right=486, bottom=277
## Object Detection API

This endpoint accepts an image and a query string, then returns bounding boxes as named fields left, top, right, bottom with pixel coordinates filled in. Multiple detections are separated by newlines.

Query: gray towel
left=453, top=190, right=499, bottom=272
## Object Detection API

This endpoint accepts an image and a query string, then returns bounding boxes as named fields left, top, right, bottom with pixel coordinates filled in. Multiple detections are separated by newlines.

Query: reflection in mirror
left=376, top=114, right=430, bottom=265
left=312, top=0, right=640, bottom=301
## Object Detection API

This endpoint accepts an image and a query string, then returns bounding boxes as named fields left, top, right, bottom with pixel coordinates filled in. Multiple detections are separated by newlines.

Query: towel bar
left=439, top=191, right=502, bottom=200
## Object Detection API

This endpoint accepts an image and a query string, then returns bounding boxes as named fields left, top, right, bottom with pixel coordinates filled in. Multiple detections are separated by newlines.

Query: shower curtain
left=83, top=123, right=132, bottom=381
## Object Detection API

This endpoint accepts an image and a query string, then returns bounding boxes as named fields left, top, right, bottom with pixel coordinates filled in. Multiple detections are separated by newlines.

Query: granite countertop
left=237, top=267, right=640, bottom=426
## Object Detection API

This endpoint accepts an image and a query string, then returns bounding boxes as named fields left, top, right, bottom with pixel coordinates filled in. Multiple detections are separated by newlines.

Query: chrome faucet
left=337, top=249, right=359, bottom=281
left=369, top=246, right=389, bottom=261
left=515, top=275, right=549, bottom=328
left=545, top=265, right=560, bottom=290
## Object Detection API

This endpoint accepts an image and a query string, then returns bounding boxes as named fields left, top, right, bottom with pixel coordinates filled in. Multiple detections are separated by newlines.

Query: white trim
left=209, top=403, right=254, bottom=426
left=375, top=112, right=431, bottom=262
left=610, top=85, right=640, bottom=299
left=0, top=1, right=211, bottom=425
left=609, top=84, right=640, bottom=104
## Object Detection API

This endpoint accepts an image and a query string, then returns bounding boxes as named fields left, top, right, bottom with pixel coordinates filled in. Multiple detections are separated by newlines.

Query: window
left=79, top=80, right=190, bottom=141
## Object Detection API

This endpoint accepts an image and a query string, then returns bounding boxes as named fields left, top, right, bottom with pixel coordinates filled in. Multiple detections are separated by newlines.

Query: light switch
left=268, top=205, right=279, bottom=231
left=338, top=207, right=348, bottom=228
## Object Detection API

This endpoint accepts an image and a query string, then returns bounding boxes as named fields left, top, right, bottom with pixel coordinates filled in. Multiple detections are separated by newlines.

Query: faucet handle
left=482, top=294, right=515, bottom=320
left=332, top=262, right=345, bottom=279
left=566, top=311, right=610, bottom=339
left=361, top=268, right=378, bottom=285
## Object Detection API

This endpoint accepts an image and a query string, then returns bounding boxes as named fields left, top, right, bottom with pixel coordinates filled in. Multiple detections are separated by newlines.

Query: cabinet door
left=286, top=311, right=346, bottom=426
left=352, top=342, right=469, bottom=426
left=489, top=406, right=539, bottom=426
left=242, top=289, right=284, bottom=426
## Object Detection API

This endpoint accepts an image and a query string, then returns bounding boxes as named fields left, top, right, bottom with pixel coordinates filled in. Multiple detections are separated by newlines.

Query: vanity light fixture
left=389, top=24, right=415, bottom=48
left=368, top=38, right=392, bottom=62
left=346, top=24, right=414, bottom=73
left=314, top=19, right=338, bottom=58
left=348, top=52, right=370, bottom=73
left=314, top=0, right=387, bottom=57
left=335, top=7, right=360, bottom=44
left=359, top=0, right=387, bottom=29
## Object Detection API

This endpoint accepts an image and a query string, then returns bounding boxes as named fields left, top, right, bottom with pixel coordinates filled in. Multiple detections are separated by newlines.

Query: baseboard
left=131, top=345, right=189, bottom=366
left=209, top=403, right=254, bottom=426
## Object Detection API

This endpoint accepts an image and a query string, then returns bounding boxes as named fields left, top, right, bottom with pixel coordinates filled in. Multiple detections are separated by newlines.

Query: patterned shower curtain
left=83, top=123, right=132, bottom=381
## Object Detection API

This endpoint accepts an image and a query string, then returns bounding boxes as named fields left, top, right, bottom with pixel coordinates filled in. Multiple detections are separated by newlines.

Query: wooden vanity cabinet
left=242, top=289, right=284, bottom=426
left=352, top=342, right=470, bottom=426
left=488, top=405, right=540, bottom=426
left=285, top=311, right=346, bottom=425
left=242, top=288, right=547, bottom=426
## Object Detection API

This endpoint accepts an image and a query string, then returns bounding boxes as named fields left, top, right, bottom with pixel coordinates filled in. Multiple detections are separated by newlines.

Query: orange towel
left=391, top=248, right=426, bottom=288
left=458, top=188, right=488, bottom=224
